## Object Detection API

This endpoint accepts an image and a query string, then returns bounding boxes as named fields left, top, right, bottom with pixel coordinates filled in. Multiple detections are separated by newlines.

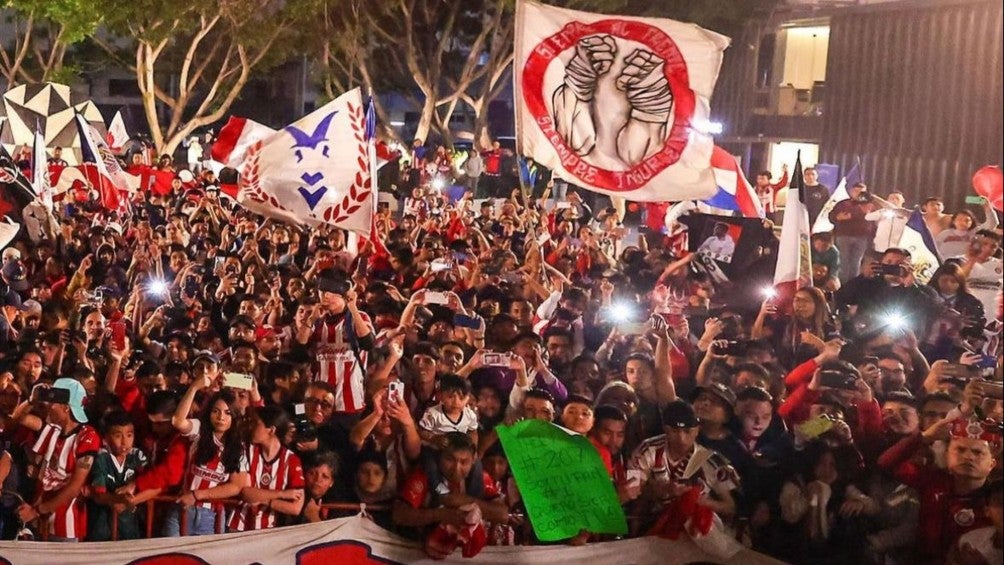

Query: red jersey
left=482, top=150, right=502, bottom=176
left=229, top=444, right=304, bottom=531
left=31, top=423, right=100, bottom=539
left=881, top=434, right=992, bottom=560
left=310, top=312, right=373, bottom=414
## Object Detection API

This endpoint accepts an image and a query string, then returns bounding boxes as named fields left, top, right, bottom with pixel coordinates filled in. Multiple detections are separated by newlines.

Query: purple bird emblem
left=286, top=111, right=337, bottom=162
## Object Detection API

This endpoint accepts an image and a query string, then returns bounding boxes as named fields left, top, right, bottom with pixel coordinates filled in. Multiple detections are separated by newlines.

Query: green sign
left=497, top=419, right=628, bottom=541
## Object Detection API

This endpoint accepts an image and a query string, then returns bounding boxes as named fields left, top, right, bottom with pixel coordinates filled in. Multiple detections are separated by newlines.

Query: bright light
left=693, top=119, right=724, bottom=135
left=147, top=279, right=168, bottom=296
left=884, top=312, right=907, bottom=331
left=882, top=209, right=897, bottom=219
left=762, top=287, right=778, bottom=300
left=389, top=120, right=405, bottom=127
left=610, top=302, right=636, bottom=323
left=432, top=177, right=446, bottom=190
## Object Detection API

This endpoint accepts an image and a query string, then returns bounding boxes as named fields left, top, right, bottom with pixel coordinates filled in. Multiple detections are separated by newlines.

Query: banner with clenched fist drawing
left=515, top=0, right=729, bottom=202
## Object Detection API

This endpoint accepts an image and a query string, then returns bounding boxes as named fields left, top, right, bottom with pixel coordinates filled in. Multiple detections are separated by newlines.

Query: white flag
left=107, top=111, right=129, bottom=153
left=514, top=0, right=729, bottom=202
left=31, top=126, right=53, bottom=211
left=74, top=113, right=138, bottom=192
left=237, top=88, right=373, bottom=235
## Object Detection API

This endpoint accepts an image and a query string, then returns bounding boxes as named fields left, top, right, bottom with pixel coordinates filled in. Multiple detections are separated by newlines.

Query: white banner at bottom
left=0, top=515, right=784, bottom=565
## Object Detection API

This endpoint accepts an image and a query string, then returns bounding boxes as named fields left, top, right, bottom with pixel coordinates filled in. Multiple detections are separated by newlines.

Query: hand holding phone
left=388, top=381, right=405, bottom=404
left=223, top=372, right=255, bottom=391
left=424, top=291, right=449, bottom=305
left=110, top=321, right=127, bottom=351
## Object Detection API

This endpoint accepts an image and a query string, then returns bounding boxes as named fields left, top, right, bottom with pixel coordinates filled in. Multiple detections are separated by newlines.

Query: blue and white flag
left=902, top=208, right=941, bottom=284
left=812, top=160, right=862, bottom=233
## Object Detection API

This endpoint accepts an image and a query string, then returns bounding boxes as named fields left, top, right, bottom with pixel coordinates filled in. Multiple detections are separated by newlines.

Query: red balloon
left=972, top=166, right=1003, bottom=208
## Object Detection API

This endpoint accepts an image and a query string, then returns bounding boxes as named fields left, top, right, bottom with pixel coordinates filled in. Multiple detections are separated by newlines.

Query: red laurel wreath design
left=239, top=140, right=284, bottom=210
left=322, top=101, right=371, bottom=224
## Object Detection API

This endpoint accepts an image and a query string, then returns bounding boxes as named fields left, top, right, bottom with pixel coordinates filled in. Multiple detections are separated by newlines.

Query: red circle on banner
left=522, top=19, right=697, bottom=192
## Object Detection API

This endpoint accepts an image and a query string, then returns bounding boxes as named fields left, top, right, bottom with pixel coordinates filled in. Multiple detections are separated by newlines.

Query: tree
left=97, top=0, right=311, bottom=155
left=0, top=0, right=102, bottom=87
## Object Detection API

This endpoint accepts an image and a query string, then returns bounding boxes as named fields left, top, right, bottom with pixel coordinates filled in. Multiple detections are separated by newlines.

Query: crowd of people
left=0, top=138, right=1001, bottom=565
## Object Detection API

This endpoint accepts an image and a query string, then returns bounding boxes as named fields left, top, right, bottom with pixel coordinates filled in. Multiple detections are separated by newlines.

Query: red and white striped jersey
left=31, top=423, right=100, bottom=539
left=229, top=444, right=305, bottom=531
left=310, top=312, right=373, bottom=414
left=182, top=420, right=249, bottom=510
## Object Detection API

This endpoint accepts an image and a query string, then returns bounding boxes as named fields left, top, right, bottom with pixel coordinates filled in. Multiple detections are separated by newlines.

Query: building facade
left=712, top=0, right=1003, bottom=209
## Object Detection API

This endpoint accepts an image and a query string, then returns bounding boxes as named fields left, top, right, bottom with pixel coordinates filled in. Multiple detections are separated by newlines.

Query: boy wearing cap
left=15, top=378, right=100, bottom=541
left=626, top=400, right=739, bottom=526
left=294, top=271, right=375, bottom=419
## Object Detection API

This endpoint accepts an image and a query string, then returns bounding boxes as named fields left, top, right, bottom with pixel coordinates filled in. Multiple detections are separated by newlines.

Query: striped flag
left=704, top=146, right=764, bottom=218
left=773, top=151, right=813, bottom=311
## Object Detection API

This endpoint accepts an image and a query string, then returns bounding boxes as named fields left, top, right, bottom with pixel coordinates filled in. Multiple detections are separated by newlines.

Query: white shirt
left=865, top=208, right=908, bottom=252
left=418, top=404, right=478, bottom=435
left=959, top=256, right=1004, bottom=318
left=697, top=235, right=735, bottom=262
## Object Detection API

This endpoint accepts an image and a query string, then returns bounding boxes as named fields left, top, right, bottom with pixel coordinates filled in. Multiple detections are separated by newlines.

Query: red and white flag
left=106, top=110, right=129, bottom=153
left=212, top=116, right=277, bottom=168
left=235, top=88, right=373, bottom=236
left=514, top=0, right=729, bottom=202
left=773, top=153, right=813, bottom=309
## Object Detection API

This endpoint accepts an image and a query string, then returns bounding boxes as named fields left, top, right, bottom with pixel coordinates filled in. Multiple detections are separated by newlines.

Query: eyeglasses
left=304, top=397, right=334, bottom=410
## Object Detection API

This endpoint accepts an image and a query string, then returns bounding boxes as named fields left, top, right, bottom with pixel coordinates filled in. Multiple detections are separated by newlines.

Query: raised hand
left=616, top=48, right=673, bottom=164
left=565, top=35, right=617, bottom=100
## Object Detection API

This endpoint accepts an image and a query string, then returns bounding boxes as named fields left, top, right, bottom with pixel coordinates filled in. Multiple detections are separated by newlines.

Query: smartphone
left=618, top=322, right=650, bottom=335
left=501, top=271, right=524, bottom=284
left=110, top=321, right=127, bottom=351
left=941, top=363, right=977, bottom=379
left=454, top=313, right=482, bottom=330
left=430, top=259, right=453, bottom=273
left=719, top=340, right=750, bottom=357
left=818, top=370, right=859, bottom=390
left=965, top=195, right=987, bottom=205
left=214, top=256, right=226, bottom=273
left=388, top=381, right=405, bottom=404
left=223, top=372, right=254, bottom=391
left=482, top=353, right=507, bottom=367
left=797, top=415, right=835, bottom=439
left=555, top=202, right=572, bottom=209
left=424, top=291, right=449, bottom=305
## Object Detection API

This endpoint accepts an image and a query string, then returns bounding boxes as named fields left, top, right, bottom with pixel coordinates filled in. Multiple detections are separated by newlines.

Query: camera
left=293, top=403, right=317, bottom=443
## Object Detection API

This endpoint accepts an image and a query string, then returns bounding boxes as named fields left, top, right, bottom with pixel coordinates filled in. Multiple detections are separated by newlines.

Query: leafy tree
left=0, top=0, right=102, bottom=87
left=95, top=0, right=314, bottom=155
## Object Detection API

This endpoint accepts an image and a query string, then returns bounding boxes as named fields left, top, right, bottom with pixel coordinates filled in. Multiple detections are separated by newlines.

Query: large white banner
left=237, top=88, right=373, bottom=236
left=0, top=515, right=784, bottom=565
left=514, top=0, right=729, bottom=202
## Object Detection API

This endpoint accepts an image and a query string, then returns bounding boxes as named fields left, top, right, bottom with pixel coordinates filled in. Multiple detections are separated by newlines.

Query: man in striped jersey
left=16, top=378, right=100, bottom=541
left=293, top=271, right=375, bottom=424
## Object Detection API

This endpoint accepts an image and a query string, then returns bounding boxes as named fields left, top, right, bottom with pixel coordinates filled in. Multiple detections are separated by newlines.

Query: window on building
left=108, top=79, right=141, bottom=98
